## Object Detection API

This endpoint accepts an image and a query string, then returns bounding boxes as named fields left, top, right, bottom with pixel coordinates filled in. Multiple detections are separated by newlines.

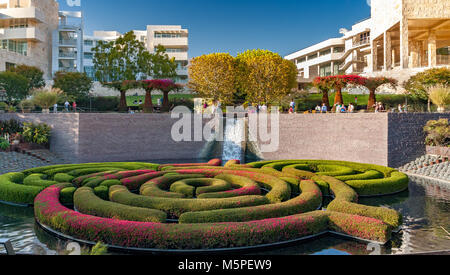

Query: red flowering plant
left=314, top=75, right=367, bottom=109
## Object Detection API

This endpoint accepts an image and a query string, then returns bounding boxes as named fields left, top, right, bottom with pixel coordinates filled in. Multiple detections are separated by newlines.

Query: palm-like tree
left=363, top=77, right=398, bottom=110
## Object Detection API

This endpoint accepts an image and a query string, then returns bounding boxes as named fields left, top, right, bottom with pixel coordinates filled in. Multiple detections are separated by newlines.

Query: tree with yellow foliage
left=188, top=53, right=237, bottom=104
left=236, top=49, right=298, bottom=104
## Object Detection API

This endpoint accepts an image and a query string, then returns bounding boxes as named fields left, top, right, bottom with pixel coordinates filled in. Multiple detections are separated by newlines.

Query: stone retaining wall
left=1, top=113, right=449, bottom=167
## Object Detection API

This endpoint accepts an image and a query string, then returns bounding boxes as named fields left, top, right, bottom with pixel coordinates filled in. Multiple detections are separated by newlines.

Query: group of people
left=53, top=101, right=77, bottom=113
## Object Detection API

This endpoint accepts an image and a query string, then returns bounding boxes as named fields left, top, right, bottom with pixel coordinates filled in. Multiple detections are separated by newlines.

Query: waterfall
left=222, top=118, right=245, bottom=162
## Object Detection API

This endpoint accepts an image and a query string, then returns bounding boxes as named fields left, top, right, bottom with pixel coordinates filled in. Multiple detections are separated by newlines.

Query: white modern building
left=83, top=25, right=189, bottom=84
left=51, top=10, right=83, bottom=75
left=82, top=31, right=120, bottom=79
left=286, top=0, right=450, bottom=84
left=0, top=0, right=59, bottom=79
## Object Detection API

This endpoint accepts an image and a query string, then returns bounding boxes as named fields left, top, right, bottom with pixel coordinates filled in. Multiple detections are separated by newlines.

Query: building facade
left=52, top=11, right=83, bottom=75
left=0, top=0, right=59, bottom=79
left=286, top=0, right=450, bottom=84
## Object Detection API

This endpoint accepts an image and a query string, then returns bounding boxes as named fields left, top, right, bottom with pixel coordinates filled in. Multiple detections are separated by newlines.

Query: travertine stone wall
left=1, top=113, right=449, bottom=168
left=403, top=0, right=450, bottom=18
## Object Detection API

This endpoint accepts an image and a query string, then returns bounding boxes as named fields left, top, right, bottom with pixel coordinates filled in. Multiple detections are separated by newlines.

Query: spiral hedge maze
left=0, top=159, right=410, bottom=251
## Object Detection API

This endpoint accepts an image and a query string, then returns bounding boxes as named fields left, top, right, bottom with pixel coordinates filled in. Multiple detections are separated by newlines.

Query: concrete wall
left=256, top=113, right=450, bottom=167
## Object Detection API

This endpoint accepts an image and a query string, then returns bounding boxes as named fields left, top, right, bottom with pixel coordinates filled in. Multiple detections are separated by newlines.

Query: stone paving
left=0, top=151, right=70, bottom=174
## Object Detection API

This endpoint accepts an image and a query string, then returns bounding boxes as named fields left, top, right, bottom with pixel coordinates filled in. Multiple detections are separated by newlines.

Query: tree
left=150, top=45, right=178, bottom=80
left=188, top=53, right=237, bottom=104
left=404, top=67, right=450, bottom=112
left=53, top=71, right=93, bottom=101
left=0, top=71, right=30, bottom=103
left=92, top=31, right=152, bottom=111
left=236, top=50, right=298, bottom=104
left=313, top=77, right=332, bottom=110
left=363, top=77, right=398, bottom=110
left=8, top=65, right=45, bottom=91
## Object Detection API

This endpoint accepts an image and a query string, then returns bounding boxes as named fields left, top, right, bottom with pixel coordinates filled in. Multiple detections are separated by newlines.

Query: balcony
left=59, top=67, right=78, bottom=73
left=0, top=7, right=44, bottom=22
left=59, top=39, right=77, bottom=46
left=0, top=27, right=44, bottom=42
left=176, top=67, right=188, bottom=76
left=352, top=38, right=370, bottom=49
left=167, top=52, right=188, bottom=61
left=59, top=52, right=77, bottom=59
left=297, top=52, right=345, bottom=69
left=153, top=37, right=188, bottom=47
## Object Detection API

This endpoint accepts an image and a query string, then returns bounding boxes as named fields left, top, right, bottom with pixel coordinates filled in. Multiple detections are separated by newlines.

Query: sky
left=57, top=0, right=372, bottom=58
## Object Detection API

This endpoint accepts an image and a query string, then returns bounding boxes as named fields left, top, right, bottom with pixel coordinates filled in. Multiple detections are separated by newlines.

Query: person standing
left=398, top=104, right=403, bottom=113
left=290, top=100, right=296, bottom=113
left=64, top=101, right=70, bottom=112
left=72, top=101, right=77, bottom=113
left=53, top=103, right=58, bottom=114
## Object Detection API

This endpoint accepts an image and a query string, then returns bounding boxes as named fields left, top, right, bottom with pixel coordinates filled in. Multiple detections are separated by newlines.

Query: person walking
left=398, top=104, right=403, bottom=113
left=290, top=100, right=296, bottom=113
left=72, top=101, right=77, bottom=113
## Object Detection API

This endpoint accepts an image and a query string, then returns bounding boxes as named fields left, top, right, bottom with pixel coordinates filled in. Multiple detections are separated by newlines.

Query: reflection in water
left=0, top=178, right=449, bottom=255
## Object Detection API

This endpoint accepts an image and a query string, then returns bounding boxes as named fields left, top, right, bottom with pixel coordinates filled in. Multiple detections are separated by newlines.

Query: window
left=5, top=62, right=15, bottom=71
left=320, top=49, right=331, bottom=56
left=84, top=40, right=93, bottom=46
left=1, top=40, right=27, bottom=56
left=333, top=47, right=345, bottom=53
left=154, top=33, right=182, bottom=38
left=297, top=57, right=306, bottom=64
left=84, top=52, right=93, bottom=59
left=165, top=48, right=185, bottom=53
left=308, top=53, right=318, bottom=60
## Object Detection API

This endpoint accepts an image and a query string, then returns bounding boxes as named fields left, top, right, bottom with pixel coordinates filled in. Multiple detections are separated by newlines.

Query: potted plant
left=31, top=88, right=63, bottom=113
left=427, top=84, right=450, bottom=113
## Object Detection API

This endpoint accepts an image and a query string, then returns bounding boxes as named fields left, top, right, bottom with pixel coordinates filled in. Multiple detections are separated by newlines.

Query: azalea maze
left=0, top=159, right=410, bottom=252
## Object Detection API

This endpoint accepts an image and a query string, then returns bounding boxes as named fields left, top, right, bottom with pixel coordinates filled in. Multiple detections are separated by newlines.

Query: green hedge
left=110, top=185, right=270, bottom=218
left=346, top=172, right=409, bottom=196
left=179, top=180, right=322, bottom=224
left=198, top=174, right=261, bottom=199
left=100, top=180, right=122, bottom=188
left=327, top=200, right=402, bottom=229
left=327, top=211, right=392, bottom=244
left=60, top=187, right=76, bottom=205
left=23, top=174, right=58, bottom=188
left=171, top=178, right=231, bottom=198
left=0, top=173, right=43, bottom=205
left=94, top=186, right=109, bottom=201
left=335, top=170, right=384, bottom=181
left=140, top=174, right=204, bottom=198
left=317, top=175, right=359, bottom=203
left=54, top=173, right=75, bottom=183
left=316, top=165, right=356, bottom=177
left=74, top=187, right=166, bottom=223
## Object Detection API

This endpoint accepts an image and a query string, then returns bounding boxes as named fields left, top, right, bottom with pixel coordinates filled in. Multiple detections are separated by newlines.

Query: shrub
left=94, top=186, right=109, bottom=201
left=179, top=180, right=322, bottom=224
left=22, top=122, right=51, bottom=145
left=8, top=65, right=45, bottom=91
left=31, top=88, right=64, bottom=111
left=317, top=175, right=358, bottom=203
left=427, top=84, right=450, bottom=112
left=170, top=178, right=232, bottom=198
left=327, top=200, right=402, bottom=229
left=0, top=172, right=43, bottom=205
left=345, top=172, right=409, bottom=196
left=197, top=174, right=261, bottom=199
left=100, top=180, right=121, bottom=188
left=316, top=165, right=356, bottom=177
left=424, top=119, right=449, bottom=147
left=53, top=173, right=75, bottom=183
left=74, top=187, right=166, bottom=222
left=0, top=119, right=23, bottom=136
left=327, top=211, right=392, bottom=244
left=335, top=170, right=384, bottom=181
left=110, top=185, right=269, bottom=218
left=23, top=174, right=58, bottom=188
left=60, top=187, right=76, bottom=205
left=0, top=137, right=10, bottom=150
left=0, top=71, right=30, bottom=102
left=18, top=99, right=35, bottom=113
